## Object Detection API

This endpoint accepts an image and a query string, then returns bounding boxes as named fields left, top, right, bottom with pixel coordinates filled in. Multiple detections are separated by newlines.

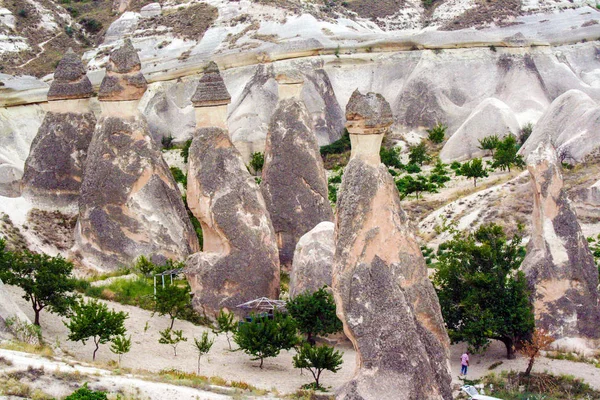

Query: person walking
left=460, top=351, right=469, bottom=377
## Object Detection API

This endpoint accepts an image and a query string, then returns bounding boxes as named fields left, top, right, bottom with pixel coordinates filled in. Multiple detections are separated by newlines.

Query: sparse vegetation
left=380, top=145, right=404, bottom=169
left=427, top=122, right=447, bottom=144
left=249, top=151, right=265, bottom=175
left=65, top=383, right=107, bottom=400
left=460, top=158, right=488, bottom=187
left=293, top=343, right=343, bottom=390
left=519, top=122, right=533, bottom=146
left=110, top=335, right=132, bottom=366
left=159, top=328, right=187, bottom=357
left=286, top=287, right=343, bottom=345
left=493, top=134, right=525, bottom=172
left=212, top=309, right=237, bottom=350
left=193, top=331, right=214, bottom=374
left=408, top=142, right=430, bottom=166
left=162, top=135, right=174, bottom=150
left=170, top=167, right=187, bottom=187
left=154, top=282, right=192, bottom=329
left=478, top=134, right=501, bottom=157
left=181, top=139, right=193, bottom=164
left=520, top=328, right=555, bottom=376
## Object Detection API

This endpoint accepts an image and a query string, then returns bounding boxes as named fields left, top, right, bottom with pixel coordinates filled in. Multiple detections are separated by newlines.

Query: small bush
left=427, top=122, right=447, bottom=144
left=161, top=135, right=174, bottom=149
left=249, top=152, right=265, bottom=175
left=65, top=383, right=107, bottom=400
left=320, top=129, right=350, bottom=156
left=170, top=167, right=187, bottom=186
left=181, top=139, right=193, bottom=163
left=4, top=317, right=41, bottom=344
left=79, top=18, right=103, bottom=34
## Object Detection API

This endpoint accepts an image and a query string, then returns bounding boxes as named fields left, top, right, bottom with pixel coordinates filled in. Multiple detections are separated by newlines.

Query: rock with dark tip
left=521, top=142, right=600, bottom=348
left=289, top=221, right=334, bottom=298
left=332, top=91, right=452, bottom=400
left=345, top=89, right=393, bottom=134
left=98, top=39, right=147, bottom=101
left=74, top=116, right=199, bottom=270
left=47, top=50, right=93, bottom=101
left=185, top=127, right=280, bottom=318
left=191, top=62, right=231, bottom=108
left=260, top=77, right=333, bottom=267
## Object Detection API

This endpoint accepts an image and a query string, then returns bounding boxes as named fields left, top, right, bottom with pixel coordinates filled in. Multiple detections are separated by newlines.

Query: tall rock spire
left=98, top=38, right=147, bottom=102
left=190, top=61, right=231, bottom=129
left=47, top=48, right=93, bottom=101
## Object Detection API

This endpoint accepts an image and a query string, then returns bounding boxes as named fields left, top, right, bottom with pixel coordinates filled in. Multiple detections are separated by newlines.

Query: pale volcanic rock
left=47, top=49, right=93, bottom=101
left=185, top=127, right=280, bottom=318
left=0, top=279, right=35, bottom=341
left=98, top=38, right=148, bottom=101
left=333, top=91, right=452, bottom=400
left=191, top=62, right=231, bottom=129
left=521, top=142, right=600, bottom=346
left=289, top=221, right=334, bottom=298
left=260, top=74, right=333, bottom=267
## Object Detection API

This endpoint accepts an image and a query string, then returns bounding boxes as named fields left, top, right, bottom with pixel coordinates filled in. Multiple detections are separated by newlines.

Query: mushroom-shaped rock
left=521, top=142, right=600, bottom=348
left=47, top=49, right=93, bottom=101
left=191, top=62, right=231, bottom=129
left=289, top=221, right=334, bottom=298
left=260, top=75, right=333, bottom=267
left=185, top=127, right=280, bottom=318
left=332, top=91, right=452, bottom=400
left=98, top=39, right=148, bottom=101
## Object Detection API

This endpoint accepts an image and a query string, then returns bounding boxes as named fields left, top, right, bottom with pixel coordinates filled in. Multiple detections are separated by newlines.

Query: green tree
left=408, top=142, right=430, bottom=166
left=380, top=146, right=404, bottom=169
left=395, top=174, right=437, bottom=200
left=110, top=335, right=131, bottom=365
left=0, top=247, right=77, bottom=326
left=212, top=309, right=237, bottom=350
left=519, top=122, right=533, bottom=146
left=234, top=312, right=299, bottom=368
left=433, top=223, right=534, bottom=359
left=154, top=283, right=191, bottom=329
left=159, top=328, right=187, bottom=356
left=427, top=122, right=447, bottom=144
left=286, top=287, right=343, bottom=345
left=65, top=299, right=128, bottom=360
left=460, top=158, right=488, bottom=187
left=193, top=331, right=214, bottom=374
left=134, top=255, right=155, bottom=277
left=478, top=134, right=500, bottom=157
left=181, top=139, right=193, bottom=163
left=249, top=152, right=265, bottom=175
left=493, top=134, right=525, bottom=172
left=429, top=159, right=451, bottom=188
left=293, top=343, right=343, bottom=390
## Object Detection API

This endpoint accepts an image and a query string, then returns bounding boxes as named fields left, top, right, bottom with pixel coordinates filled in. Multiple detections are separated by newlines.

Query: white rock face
left=290, top=221, right=335, bottom=298
left=440, top=98, right=520, bottom=162
left=104, top=12, right=140, bottom=44
left=0, top=279, right=34, bottom=341
left=520, top=90, right=600, bottom=162
left=140, top=3, right=161, bottom=18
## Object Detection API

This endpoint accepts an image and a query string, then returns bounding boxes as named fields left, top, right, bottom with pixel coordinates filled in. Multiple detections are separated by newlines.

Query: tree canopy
left=493, top=134, right=525, bottom=172
left=460, top=158, right=488, bottom=187
left=286, top=287, right=343, bottom=345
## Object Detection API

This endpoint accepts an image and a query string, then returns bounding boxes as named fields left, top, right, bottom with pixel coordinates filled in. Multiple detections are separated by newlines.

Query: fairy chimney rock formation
left=522, top=142, right=600, bottom=348
left=21, top=50, right=95, bottom=210
left=191, top=61, right=231, bottom=129
left=333, top=90, right=452, bottom=400
left=260, top=71, right=333, bottom=267
left=185, top=127, right=280, bottom=318
left=74, top=40, right=198, bottom=271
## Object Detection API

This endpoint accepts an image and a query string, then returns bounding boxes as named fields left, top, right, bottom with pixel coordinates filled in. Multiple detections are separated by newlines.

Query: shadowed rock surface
left=185, top=127, right=280, bottom=318
left=191, top=61, right=231, bottom=107
left=521, top=142, right=600, bottom=345
left=46, top=49, right=93, bottom=101
left=289, top=221, right=334, bottom=298
left=98, top=39, right=148, bottom=101
left=74, top=116, right=199, bottom=270
left=333, top=91, right=452, bottom=400
left=261, top=82, right=333, bottom=266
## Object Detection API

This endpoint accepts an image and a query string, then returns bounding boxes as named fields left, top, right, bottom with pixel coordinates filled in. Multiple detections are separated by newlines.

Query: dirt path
left=17, top=32, right=62, bottom=69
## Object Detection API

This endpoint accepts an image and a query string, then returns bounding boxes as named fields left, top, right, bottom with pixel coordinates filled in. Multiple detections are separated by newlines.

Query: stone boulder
left=289, top=221, right=334, bottom=298
left=521, top=142, right=600, bottom=346
left=185, top=127, right=280, bottom=317
left=333, top=90, right=452, bottom=400
left=74, top=116, right=199, bottom=270
left=98, top=38, right=147, bottom=101
left=261, top=76, right=333, bottom=267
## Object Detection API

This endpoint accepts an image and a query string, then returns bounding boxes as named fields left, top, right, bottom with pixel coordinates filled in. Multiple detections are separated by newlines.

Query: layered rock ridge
left=21, top=50, right=95, bottom=211
left=261, top=72, right=333, bottom=267
left=185, top=62, right=280, bottom=317
left=332, top=90, right=452, bottom=400
left=521, top=142, right=600, bottom=348
left=73, top=40, right=198, bottom=270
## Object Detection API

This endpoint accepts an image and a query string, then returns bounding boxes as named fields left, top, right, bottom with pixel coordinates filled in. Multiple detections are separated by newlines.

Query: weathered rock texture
left=521, top=142, right=600, bottom=345
left=0, top=279, right=34, bottom=341
left=260, top=76, right=333, bottom=267
left=289, top=221, right=334, bottom=298
left=46, top=49, right=93, bottom=101
left=191, top=61, right=231, bottom=107
left=98, top=38, right=148, bottom=101
left=185, top=127, right=280, bottom=317
left=333, top=91, right=452, bottom=400
left=74, top=116, right=199, bottom=270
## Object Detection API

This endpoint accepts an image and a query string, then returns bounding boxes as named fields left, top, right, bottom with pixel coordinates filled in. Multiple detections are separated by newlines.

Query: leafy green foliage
left=395, top=174, right=437, bottom=200
left=110, top=335, right=131, bottom=365
left=320, top=129, right=350, bottom=156
left=159, top=328, right=187, bottom=357
left=161, top=135, right=174, bottom=149
left=327, top=168, right=344, bottom=205
left=404, top=163, right=421, bottom=173
left=154, top=283, right=192, bottom=329
left=433, top=223, right=534, bottom=359
left=182, top=195, right=203, bottom=248
left=181, top=139, right=193, bottom=163
left=293, top=343, right=343, bottom=390
left=493, top=134, right=525, bottom=172
left=249, top=152, right=265, bottom=175
left=408, top=142, right=430, bottom=166
left=519, top=122, right=533, bottom=146
left=429, top=159, right=451, bottom=188
left=0, top=244, right=77, bottom=326
left=170, top=167, right=187, bottom=187
left=478, top=134, right=501, bottom=157
left=65, top=299, right=128, bottom=360
left=234, top=313, right=299, bottom=368
left=380, top=146, right=404, bottom=169
left=427, top=122, right=447, bottom=144
left=65, top=383, right=107, bottom=400
left=134, top=255, right=155, bottom=277
left=460, top=158, right=488, bottom=187
left=286, top=287, right=343, bottom=345
left=212, top=309, right=237, bottom=350
left=193, top=331, right=214, bottom=374
left=450, top=161, right=462, bottom=171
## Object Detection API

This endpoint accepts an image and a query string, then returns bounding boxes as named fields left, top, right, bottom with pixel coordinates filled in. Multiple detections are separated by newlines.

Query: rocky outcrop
left=74, top=40, right=198, bottom=270
left=185, top=127, right=280, bottom=317
left=21, top=51, right=95, bottom=210
left=261, top=73, right=333, bottom=267
left=191, top=62, right=231, bottom=130
left=98, top=38, right=147, bottom=101
left=521, top=142, right=600, bottom=347
left=0, top=279, right=34, bottom=341
left=289, top=221, right=334, bottom=298
left=333, top=90, right=452, bottom=400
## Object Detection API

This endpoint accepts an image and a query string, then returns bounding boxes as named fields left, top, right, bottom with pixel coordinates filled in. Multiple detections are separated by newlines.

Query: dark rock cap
left=107, top=38, right=142, bottom=74
left=47, top=49, right=93, bottom=101
left=191, top=61, right=231, bottom=107
left=98, top=39, right=148, bottom=101
left=345, top=89, right=393, bottom=129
